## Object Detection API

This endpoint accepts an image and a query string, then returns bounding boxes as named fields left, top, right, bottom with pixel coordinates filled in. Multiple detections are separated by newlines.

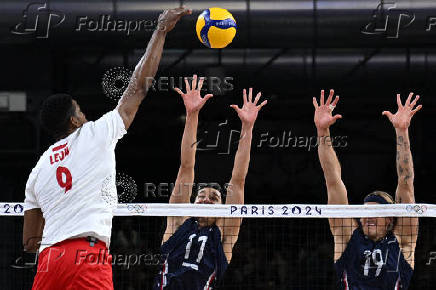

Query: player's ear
left=70, top=115, right=80, bottom=128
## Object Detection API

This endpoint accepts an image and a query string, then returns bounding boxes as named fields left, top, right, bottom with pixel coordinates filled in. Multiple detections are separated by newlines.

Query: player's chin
left=363, top=226, right=377, bottom=239
left=198, top=216, right=217, bottom=226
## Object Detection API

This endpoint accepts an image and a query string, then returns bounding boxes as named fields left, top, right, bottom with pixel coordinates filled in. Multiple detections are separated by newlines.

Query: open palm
left=313, top=89, right=342, bottom=130
left=230, top=88, right=267, bottom=126
left=174, top=74, right=213, bottom=114
left=382, top=93, right=422, bottom=129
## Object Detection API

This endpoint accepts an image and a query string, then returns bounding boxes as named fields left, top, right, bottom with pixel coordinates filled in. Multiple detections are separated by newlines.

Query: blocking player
left=153, top=75, right=267, bottom=289
left=22, top=7, right=191, bottom=289
left=313, top=90, right=421, bottom=289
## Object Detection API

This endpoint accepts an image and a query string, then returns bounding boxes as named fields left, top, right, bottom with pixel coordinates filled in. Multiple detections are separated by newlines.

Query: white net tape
left=1, top=202, right=435, bottom=218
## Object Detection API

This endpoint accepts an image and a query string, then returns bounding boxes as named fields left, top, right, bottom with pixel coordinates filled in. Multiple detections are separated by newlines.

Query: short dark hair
left=40, top=94, right=75, bottom=139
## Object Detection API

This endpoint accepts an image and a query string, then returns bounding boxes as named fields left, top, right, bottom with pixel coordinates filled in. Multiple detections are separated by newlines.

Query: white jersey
left=24, top=109, right=127, bottom=252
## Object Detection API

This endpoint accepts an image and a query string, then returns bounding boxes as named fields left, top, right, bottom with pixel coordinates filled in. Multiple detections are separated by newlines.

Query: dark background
left=1, top=0, right=436, bottom=289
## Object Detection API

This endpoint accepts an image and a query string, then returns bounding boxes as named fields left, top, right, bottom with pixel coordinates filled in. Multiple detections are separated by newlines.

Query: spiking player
left=313, top=90, right=421, bottom=289
left=154, top=75, right=267, bottom=290
left=22, top=7, right=190, bottom=289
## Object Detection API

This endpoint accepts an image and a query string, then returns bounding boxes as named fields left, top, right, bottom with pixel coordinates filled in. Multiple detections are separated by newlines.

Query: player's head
left=40, top=94, right=87, bottom=140
left=360, top=190, right=395, bottom=241
left=193, top=183, right=224, bottom=226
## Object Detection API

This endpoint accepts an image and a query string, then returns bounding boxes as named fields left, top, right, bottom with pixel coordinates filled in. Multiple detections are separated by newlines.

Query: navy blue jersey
left=154, top=218, right=228, bottom=290
left=335, top=227, right=413, bottom=290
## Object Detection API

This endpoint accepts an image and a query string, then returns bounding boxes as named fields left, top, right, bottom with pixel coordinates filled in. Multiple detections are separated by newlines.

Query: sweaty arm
left=383, top=92, right=422, bottom=268
left=117, top=7, right=191, bottom=130
left=221, top=88, right=267, bottom=263
left=162, top=75, right=212, bottom=244
left=313, top=89, right=356, bottom=261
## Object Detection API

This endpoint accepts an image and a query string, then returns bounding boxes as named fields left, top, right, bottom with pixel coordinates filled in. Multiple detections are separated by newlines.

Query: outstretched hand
left=382, top=93, right=422, bottom=130
left=230, top=88, right=267, bottom=127
left=313, top=89, right=342, bottom=130
left=174, top=74, right=213, bottom=114
left=158, top=6, right=192, bottom=33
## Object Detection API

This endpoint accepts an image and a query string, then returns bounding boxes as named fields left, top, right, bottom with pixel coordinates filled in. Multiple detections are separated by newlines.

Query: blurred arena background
left=1, top=0, right=436, bottom=289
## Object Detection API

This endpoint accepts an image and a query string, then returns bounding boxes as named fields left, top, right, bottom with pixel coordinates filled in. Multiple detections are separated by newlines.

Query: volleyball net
left=1, top=202, right=436, bottom=289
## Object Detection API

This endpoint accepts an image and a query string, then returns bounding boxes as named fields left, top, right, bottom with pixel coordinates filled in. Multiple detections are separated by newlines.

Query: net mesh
left=1, top=203, right=436, bottom=290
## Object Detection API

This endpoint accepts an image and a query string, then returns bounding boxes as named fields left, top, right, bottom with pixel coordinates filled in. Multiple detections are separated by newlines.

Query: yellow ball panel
left=209, top=7, right=236, bottom=23
left=196, top=15, right=206, bottom=44
left=208, top=26, right=236, bottom=48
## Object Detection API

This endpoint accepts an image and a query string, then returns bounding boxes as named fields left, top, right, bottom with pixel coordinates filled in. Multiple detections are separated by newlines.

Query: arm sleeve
left=86, top=109, right=127, bottom=148
left=24, top=168, right=40, bottom=211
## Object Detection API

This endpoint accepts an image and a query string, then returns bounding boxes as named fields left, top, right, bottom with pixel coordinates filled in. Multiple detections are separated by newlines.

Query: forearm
left=180, top=112, right=199, bottom=169
left=317, top=128, right=342, bottom=185
left=395, top=128, right=415, bottom=202
left=23, top=209, right=44, bottom=252
left=118, top=29, right=167, bottom=116
left=134, top=29, right=167, bottom=92
left=230, top=123, right=253, bottom=183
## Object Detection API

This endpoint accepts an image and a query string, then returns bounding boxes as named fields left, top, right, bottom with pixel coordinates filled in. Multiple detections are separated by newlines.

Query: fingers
left=396, top=93, right=403, bottom=108
left=173, top=87, right=184, bottom=96
left=326, top=89, right=334, bottom=105
left=333, top=114, right=342, bottom=121
left=411, top=104, right=423, bottom=115
left=243, top=89, right=248, bottom=104
left=320, top=90, right=325, bottom=106
left=197, top=77, right=205, bottom=91
left=248, top=88, right=253, bottom=102
left=191, top=74, right=197, bottom=90
left=382, top=110, right=393, bottom=120
left=184, top=77, right=191, bottom=92
left=230, top=104, right=240, bottom=112
left=203, top=94, right=213, bottom=102
left=254, top=92, right=261, bottom=105
left=313, top=97, right=319, bottom=109
left=331, top=95, right=340, bottom=107
left=410, top=95, right=420, bottom=108
left=258, top=100, right=268, bottom=109
left=405, top=92, right=413, bottom=106
left=172, top=6, right=192, bottom=16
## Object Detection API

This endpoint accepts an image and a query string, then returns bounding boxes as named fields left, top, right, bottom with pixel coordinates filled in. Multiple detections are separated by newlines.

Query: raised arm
left=314, top=90, right=347, bottom=205
left=221, top=88, right=267, bottom=263
left=162, top=75, right=212, bottom=243
left=382, top=93, right=422, bottom=203
left=117, top=7, right=191, bottom=130
left=313, top=89, right=356, bottom=261
left=382, top=92, right=421, bottom=267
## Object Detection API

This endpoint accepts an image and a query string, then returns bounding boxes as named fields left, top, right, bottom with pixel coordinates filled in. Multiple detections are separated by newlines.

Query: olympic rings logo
left=406, top=205, right=427, bottom=214
left=127, top=204, right=146, bottom=214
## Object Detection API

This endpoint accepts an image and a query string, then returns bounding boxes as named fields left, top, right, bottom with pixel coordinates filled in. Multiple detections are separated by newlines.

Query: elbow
left=230, top=177, right=245, bottom=188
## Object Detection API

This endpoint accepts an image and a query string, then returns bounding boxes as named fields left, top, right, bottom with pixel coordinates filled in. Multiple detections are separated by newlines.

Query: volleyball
left=196, top=7, right=237, bottom=48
